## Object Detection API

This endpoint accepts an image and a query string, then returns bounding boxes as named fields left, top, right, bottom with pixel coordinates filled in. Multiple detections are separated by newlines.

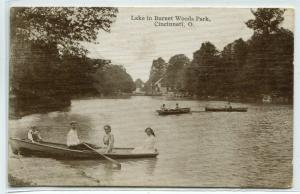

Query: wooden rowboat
left=9, top=138, right=158, bottom=160
left=156, top=108, right=191, bottom=115
left=205, top=107, right=248, bottom=112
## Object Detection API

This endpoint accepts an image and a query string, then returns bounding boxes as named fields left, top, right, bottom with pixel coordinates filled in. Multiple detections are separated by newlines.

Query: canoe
left=205, top=107, right=248, bottom=112
left=156, top=108, right=191, bottom=115
left=9, top=138, right=158, bottom=160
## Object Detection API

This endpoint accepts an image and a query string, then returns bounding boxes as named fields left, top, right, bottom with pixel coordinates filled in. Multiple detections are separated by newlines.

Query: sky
left=83, top=8, right=294, bottom=82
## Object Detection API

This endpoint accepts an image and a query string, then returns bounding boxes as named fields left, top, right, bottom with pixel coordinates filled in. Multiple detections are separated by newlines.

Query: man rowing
left=66, top=121, right=98, bottom=150
left=67, top=121, right=84, bottom=149
left=67, top=122, right=115, bottom=153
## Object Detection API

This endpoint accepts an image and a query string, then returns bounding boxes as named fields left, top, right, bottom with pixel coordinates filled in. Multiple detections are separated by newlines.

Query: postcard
left=8, top=7, right=294, bottom=188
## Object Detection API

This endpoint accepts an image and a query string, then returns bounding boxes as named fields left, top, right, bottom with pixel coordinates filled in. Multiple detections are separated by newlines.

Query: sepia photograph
left=8, top=7, right=294, bottom=188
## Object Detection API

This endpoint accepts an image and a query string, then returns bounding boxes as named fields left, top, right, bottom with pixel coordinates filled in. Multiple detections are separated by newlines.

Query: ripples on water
left=9, top=96, right=293, bottom=187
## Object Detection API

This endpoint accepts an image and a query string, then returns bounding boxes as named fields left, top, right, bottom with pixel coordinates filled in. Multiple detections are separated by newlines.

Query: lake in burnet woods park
left=8, top=96, right=293, bottom=187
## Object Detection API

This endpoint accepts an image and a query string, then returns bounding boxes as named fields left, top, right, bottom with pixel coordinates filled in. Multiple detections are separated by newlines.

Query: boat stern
left=9, top=138, right=21, bottom=154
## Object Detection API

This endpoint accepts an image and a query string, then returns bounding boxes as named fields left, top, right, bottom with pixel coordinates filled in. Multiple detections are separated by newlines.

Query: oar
left=83, top=143, right=121, bottom=169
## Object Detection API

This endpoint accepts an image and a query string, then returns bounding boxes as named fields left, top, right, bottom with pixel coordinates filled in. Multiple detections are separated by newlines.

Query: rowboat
left=205, top=107, right=248, bottom=112
left=156, top=108, right=191, bottom=115
left=9, top=138, right=158, bottom=160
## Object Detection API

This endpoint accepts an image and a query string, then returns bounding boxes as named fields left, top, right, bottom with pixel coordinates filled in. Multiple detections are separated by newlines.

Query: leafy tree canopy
left=192, top=41, right=219, bottom=66
left=245, top=8, right=285, bottom=36
left=11, top=7, right=118, bottom=56
left=93, top=64, right=135, bottom=95
left=166, top=54, right=190, bottom=89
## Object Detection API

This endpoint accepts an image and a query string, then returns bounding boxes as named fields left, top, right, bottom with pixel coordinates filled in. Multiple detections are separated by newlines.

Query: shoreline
left=8, top=156, right=102, bottom=186
left=9, top=95, right=293, bottom=120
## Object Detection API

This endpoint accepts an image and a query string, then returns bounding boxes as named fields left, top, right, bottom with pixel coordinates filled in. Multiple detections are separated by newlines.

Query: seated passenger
left=103, top=125, right=114, bottom=153
left=28, top=126, right=43, bottom=143
left=161, top=104, right=167, bottom=110
left=132, top=127, right=157, bottom=153
left=225, top=101, right=232, bottom=109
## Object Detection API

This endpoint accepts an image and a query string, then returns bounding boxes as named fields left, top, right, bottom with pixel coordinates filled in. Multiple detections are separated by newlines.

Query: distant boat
left=205, top=107, right=248, bottom=112
left=156, top=108, right=191, bottom=115
left=9, top=138, right=158, bottom=160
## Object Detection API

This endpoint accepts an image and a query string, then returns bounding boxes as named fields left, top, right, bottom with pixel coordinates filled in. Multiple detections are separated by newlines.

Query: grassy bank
left=8, top=174, right=34, bottom=186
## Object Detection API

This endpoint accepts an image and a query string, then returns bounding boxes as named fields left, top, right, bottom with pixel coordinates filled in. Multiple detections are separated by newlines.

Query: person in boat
left=66, top=121, right=87, bottom=150
left=103, top=125, right=114, bottom=153
left=175, top=103, right=180, bottom=110
left=27, top=126, right=43, bottom=143
left=225, top=101, right=232, bottom=110
left=132, top=127, right=157, bottom=153
left=67, top=121, right=82, bottom=149
left=161, top=104, right=167, bottom=111
left=67, top=121, right=99, bottom=150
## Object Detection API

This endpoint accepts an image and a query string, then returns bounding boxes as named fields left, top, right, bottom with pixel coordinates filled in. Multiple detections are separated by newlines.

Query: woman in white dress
left=132, top=127, right=157, bottom=153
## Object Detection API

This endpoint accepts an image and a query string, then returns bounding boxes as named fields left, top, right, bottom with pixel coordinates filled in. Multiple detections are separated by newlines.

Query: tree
left=165, top=54, right=190, bottom=91
left=245, top=8, right=285, bottom=36
left=189, top=42, right=220, bottom=97
left=135, top=79, right=144, bottom=90
left=145, top=57, right=167, bottom=93
left=93, top=64, right=135, bottom=95
left=142, top=8, right=293, bottom=103
left=243, top=8, right=293, bottom=101
left=60, top=56, right=110, bottom=97
left=220, top=38, right=248, bottom=97
left=243, top=27, right=293, bottom=99
left=148, top=57, right=167, bottom=83
left=11, top=7, right=118, bottom=56
left=10, top=7, right=118, bottom=115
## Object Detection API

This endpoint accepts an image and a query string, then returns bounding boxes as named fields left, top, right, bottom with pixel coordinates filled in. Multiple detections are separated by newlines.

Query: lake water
left=8, top=96, right=293, bottom=187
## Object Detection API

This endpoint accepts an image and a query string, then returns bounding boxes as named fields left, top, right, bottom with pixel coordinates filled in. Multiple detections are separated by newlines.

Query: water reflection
left=60, top=157, right=158, bottom=186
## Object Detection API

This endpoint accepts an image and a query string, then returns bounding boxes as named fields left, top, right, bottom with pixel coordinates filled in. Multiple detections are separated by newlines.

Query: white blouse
left=132, top=135, right=156, bottom=153
left=67, top=129, right=80, bottom=146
